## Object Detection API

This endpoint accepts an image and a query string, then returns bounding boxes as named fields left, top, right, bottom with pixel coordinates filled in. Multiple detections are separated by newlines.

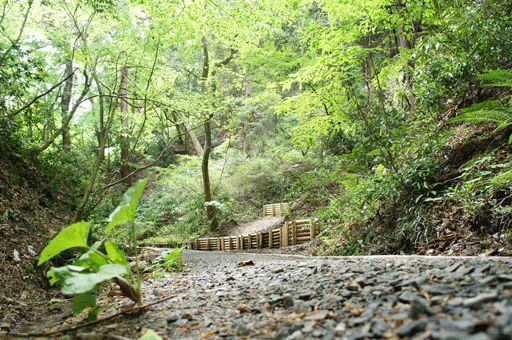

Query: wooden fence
left=192, top=219, right=320, bottom=251
left=263, top=202, right=291, bottom=216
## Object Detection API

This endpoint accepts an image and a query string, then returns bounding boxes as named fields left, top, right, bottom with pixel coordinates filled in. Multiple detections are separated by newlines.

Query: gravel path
left=103, top=251, right=512, bottom=340
left=229, top=216, right=284, bottom=236
left=12, top=251, right=512, bottom=339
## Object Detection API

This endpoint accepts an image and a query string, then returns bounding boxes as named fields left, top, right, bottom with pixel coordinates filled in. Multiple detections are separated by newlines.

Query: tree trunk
left=200, top=35, right=218, bottom=232
left=177, top=110, right=203, bottom=157
left=72, top=67, right=126, bottom=223
left=395, top=0, right=416, bottom=111
left=61, top=59, right=73, bottom=148
left=120, top=66, right=131, bottom=187
left=242, top=74, right=251, bottom=156
left=202, top=115, right=217, bottom=229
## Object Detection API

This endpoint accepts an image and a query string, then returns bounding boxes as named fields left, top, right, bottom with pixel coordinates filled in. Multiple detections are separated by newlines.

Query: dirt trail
left=229, top=216, right=284, bottom=236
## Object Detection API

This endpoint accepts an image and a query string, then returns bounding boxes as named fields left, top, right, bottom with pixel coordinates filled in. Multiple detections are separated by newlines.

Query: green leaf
left=60, top=264, right=127, bottom=295
left=87, top=307, right=101, bottom=321
left=106, top=177, right=149, bottom=232
left=38, top=222, right=91, bottom=265
left=105, top=241, right=128, bottom=265
left=139, top=329, right=163, bottom=340
left=72, top=292, right=97, bottom=315
left=73, top=248, right=108, bottom=271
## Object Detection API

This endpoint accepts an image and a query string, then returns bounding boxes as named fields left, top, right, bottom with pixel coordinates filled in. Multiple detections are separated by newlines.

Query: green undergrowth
left=317, top=126, right=512, bottom=256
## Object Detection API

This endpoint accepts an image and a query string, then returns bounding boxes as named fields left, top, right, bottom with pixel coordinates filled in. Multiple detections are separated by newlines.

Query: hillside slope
left=0, top=153, right=74, bottom=328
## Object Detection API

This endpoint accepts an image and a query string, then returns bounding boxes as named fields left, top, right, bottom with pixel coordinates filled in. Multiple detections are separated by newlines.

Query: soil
left=0, top=154, right=74, bottom=331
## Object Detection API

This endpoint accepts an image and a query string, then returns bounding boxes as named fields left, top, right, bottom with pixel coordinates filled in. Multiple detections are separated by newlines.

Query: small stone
left=298, top=290, right=315, bottom=301
left=399, top=291, right=423, bottom=303
left=172, top=319, right=188, bottom=326
left=465, top=333, right=491, bottom=340
left=334, top=322, right=346, bottom=332
left=396, top=320, right=427, bottom=337
left=408, top=299, right=436, bottom=320
left=284, top=294, right=294, bottom=307
left=286, top=330, right=304, bottom=340
left=305, top=310, right=329, bottom=321
left=302, top=321, right=316, bottom=333
left=463, top=292, right=499, bottom=308
left=293, top=301, right=312, bottom=314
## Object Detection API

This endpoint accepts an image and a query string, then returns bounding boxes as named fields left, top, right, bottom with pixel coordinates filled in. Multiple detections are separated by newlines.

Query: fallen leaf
left=114, top=276, right=141, bottom=304
left=237, top=260, right=255, bottom=268
left=13, top=249, right=20, bottom=262
left=237, top=305, right=251, bottom=313
left=27, top=246, right=37, bottom=256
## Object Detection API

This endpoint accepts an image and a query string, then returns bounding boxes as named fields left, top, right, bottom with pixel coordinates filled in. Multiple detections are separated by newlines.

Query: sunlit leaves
left=38, top=221, right=91, bottom=265
left=51, top=264, right=127, bottom=295
left=106, top=176, right=149, bottom=231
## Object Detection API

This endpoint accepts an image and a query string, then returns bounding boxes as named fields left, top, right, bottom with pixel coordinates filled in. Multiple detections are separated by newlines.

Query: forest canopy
left=1, top=0, right=512, bottom=255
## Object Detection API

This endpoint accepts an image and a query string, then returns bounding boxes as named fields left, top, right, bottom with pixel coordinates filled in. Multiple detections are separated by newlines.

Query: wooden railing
left=192, top=219, right=320, bottom=251
left=263, top=202, right=291, bottom=216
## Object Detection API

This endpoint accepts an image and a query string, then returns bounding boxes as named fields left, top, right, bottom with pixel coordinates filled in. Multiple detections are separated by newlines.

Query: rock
left=293, top=301, right=312, bottom=314
left=463, top=292, right=499, bottom=308
left=408, top=299, right=436, bottom=319
left=305, top=310, right=329, bottom=321
left=396, top=320, right=427, bottom=337
left=283, top=294, right=294, bottom=307
left=166, top=315, right=179, bottom=324
left=302, top=321, right=316, bottom=333
left=399, top=290, right=424, bottom=303
left=286, top=330, right=305, bottom=340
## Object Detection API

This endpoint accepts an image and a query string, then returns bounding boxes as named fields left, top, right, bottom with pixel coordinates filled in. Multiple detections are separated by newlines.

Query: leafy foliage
left=38, top=177, right=150, bottom=320
left=449, top=70, right=512, bottom=143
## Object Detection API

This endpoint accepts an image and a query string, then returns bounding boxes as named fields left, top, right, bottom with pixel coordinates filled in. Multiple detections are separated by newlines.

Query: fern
left=478, top=69, right=512, bottom=88
left=449, top=69, right=512, bottom=143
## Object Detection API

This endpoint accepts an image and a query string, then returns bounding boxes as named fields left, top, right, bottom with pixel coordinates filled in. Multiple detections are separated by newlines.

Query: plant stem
left=131, top=222, right=141, bottom=301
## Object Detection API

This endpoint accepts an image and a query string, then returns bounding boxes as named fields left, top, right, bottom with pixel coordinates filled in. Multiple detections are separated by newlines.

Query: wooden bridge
left=142, top=203, right=321, bottom=251
left=192, top=218, right=320, bottom=251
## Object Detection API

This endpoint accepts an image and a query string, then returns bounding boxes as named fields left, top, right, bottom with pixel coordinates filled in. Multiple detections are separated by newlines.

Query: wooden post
left=238, top=235, right=241, bottom=250
left=257, top=233, right=262, bottom=248
left=268, top=230, right=273, bottom=249
left=248, top=235, right=252, bottom=249
left=310, top=220, right=316, bottom=240
left=195, top=238, right=199, bottom=250
left=292, top=221, right=297, bottom=245
left=281, top=223, right=289, bottom=247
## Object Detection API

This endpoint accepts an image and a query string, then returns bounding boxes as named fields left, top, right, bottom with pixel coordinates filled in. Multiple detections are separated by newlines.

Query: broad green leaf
left=105, top=241, right=128, bottom=265
left=139, top=329, right=163, bottom=340
left=72, top=292, right=97, bottom=315
left=73, top=248, right=108, bottom=271
left=106, top=177, right=149, bottom=232
left=47, top=266, right=75, bottom=286
left=60, top=264, right=127, bottom=295
left=38, top=222, right=91, bottom=265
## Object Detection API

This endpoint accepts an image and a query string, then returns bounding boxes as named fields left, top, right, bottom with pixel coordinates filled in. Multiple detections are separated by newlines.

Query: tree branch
left=0, top=0, right=33, bottom=66
left=8, top=70, right=77, bottom=119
